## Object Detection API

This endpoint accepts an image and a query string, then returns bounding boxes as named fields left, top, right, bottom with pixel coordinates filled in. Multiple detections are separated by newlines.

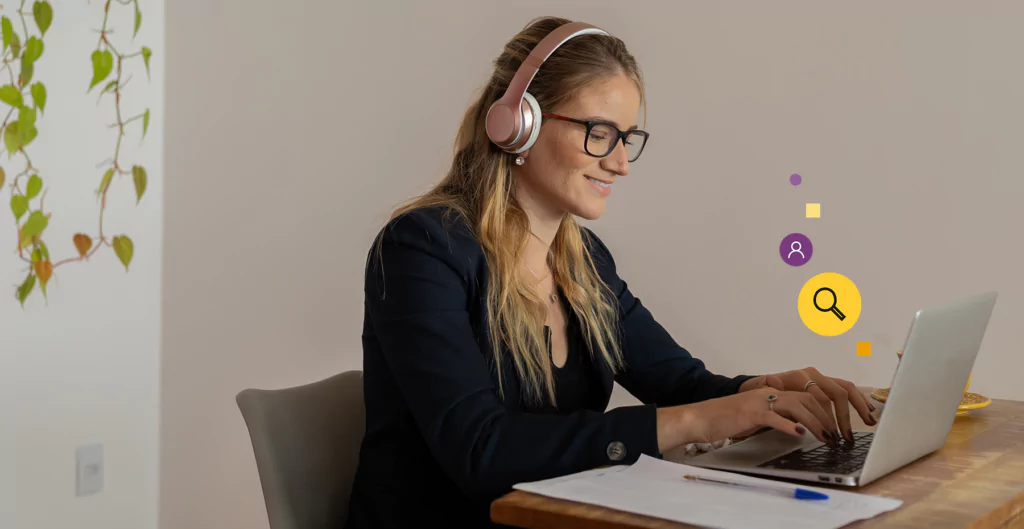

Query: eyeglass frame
left=541, top=112, right=649, bottom=162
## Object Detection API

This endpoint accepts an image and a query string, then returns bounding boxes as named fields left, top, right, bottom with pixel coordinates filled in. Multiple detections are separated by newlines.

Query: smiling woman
left=345, top=15, right=871, bottom=529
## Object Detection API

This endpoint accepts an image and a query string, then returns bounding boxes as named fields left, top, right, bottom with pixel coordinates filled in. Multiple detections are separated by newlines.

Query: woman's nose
left=601, top=140, right=630, bottom=176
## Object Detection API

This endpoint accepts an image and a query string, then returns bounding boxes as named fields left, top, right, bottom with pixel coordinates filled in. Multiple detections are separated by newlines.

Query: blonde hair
left=381, top=16, right=646, bottom=406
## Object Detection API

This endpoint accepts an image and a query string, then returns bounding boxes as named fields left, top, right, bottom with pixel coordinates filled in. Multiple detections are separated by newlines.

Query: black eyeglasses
left=542, top=113, right=649, bottom=162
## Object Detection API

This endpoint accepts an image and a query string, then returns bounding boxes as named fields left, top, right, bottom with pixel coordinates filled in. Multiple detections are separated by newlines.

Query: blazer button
left=606, top=441, right=626, bottom=461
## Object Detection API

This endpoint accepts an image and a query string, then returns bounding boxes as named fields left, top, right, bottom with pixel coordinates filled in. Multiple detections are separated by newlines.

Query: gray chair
left=236, top=370, right=365, bottom=529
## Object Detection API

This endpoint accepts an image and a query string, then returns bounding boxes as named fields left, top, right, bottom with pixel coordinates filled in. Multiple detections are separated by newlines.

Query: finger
left=811, top=372, right=854, bottom=440
left=833, top=378, right=876, bottom=426
left=798, top=386, right=839, bottom=437
left=806, top=384, right=841, bottom=435
left=795, top=392, right=839, bottom=443
left=774, top=394, right=829, bottom=443
left=757, top=410, right=806, bottom=438
left=764, top=375, right=785, bottom=391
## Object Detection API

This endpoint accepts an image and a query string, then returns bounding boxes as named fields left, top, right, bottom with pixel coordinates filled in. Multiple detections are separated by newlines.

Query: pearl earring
left=514, top=156, right=525, bottom=166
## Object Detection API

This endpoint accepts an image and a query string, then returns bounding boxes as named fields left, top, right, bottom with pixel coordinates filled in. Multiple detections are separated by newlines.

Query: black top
left=533, top=302, right=606, bottom=416
left=344, top=206, right=754, bottom=529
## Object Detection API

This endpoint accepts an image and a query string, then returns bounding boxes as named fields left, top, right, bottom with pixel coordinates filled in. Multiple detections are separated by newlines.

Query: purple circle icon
left=790, top=173, right=802, bottom=186
left=780, top=233, right=813, bottom=266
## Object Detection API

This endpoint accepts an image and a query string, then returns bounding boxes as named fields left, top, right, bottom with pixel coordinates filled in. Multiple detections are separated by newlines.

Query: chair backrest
left=236, top=370, right=365, bottom=529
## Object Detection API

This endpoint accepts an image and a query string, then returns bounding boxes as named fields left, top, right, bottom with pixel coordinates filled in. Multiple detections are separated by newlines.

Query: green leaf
left=101, top=79, right=118, bottom=94
left=141, top=47, right=151, bottom=80
left=1, top=17, right=11, bottom=52
left=38, top=239, right=49, bottom=260
left=19, top=106, right=35, bottom=134
left=31, top=248, right=41, bottom=262
left=23, top=37, right=43, bottom=64
left=10, top=194, right=27, bottom=220
left=0, top=166, right=5, bottom=187
left=132, top=165, right=147, bottom=204
left=142, top=108, right=150, bottom=139
left=19, top=210, right=47, bottom=239
left=10, top=32, right=20, bottom=59
left=113, top=235, right=133, bottom=271
left=17, top=274, right=35, bottom=307
left=98, top=168, right=114, bottom=194
left=4, top=121, right=21, bottom=154
left=89, top=50, right=114, bottom=90
left=134, top=1, right=141, bottom=38
left=0, top=85, right=24, bottom=108
left=33, top=1, right=53, bottom=36
left=25, top=174, right=41, bottom=199
left=20, top=123, right=36, bottom=148
left=11, top=108, right=36, bottom=150
left=31, top=82, right=45, bottom=113
left=19, top=60, right=33, bottom=86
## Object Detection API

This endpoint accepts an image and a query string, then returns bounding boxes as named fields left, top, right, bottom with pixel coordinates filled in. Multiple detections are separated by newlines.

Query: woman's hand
left=658, top=387, right=842, bottom=451
left=738, top=367, right=877, bottom=440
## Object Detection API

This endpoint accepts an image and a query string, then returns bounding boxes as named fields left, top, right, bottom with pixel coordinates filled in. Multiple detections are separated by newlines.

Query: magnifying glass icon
left=813, top=287, right=846, bottom=321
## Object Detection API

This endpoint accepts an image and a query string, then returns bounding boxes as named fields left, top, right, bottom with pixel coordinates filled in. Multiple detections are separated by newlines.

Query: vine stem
left=17, top=0, right=148, bottom=279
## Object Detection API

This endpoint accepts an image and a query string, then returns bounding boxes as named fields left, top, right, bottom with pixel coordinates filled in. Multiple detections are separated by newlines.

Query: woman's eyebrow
left=581, top=115, right=639, bottom=131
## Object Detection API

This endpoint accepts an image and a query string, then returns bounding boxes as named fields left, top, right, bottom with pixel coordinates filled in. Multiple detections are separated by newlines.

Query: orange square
left=856, top=342, right=872, bottom=357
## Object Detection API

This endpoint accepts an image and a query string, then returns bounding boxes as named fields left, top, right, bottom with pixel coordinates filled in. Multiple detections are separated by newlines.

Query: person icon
left=788, top=241, right=806, bottom=260
left=780, top=233, right=813, bottom=267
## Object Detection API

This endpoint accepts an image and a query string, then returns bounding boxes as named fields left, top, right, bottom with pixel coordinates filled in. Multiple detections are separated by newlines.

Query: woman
left=344, top=16, right=876, bottom=528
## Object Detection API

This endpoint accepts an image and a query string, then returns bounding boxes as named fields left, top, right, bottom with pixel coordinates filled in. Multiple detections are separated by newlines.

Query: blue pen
left=683, top=475, right=829, bottom=500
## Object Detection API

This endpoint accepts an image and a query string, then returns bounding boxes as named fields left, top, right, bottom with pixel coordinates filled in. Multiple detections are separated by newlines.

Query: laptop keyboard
left=757, top=431, right=874, bottom=475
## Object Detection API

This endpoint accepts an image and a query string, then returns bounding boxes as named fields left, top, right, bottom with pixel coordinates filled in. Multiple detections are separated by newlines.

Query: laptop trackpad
left=684, top=429, right=822, bottom=468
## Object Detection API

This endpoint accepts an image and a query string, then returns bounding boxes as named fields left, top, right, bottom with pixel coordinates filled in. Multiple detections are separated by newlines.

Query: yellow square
left=806, top=203, right=821, bottom=218
left=857, top=342, right=872, bottom=357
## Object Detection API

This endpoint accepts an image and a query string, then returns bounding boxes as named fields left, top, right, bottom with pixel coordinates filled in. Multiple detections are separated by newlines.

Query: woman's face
left=514, top=73, right=641, bottom=221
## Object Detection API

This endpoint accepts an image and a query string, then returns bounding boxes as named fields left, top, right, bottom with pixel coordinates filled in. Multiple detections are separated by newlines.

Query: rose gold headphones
left=485, top=21, right=609, bottom=154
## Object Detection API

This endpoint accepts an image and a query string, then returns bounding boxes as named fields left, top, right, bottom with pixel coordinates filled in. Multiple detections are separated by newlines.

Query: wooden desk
left=492, top=394, right=1024, bottom=529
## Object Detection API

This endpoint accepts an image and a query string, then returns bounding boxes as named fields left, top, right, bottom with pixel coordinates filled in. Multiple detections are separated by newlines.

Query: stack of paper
left=514, top=455, right=903, bottom=529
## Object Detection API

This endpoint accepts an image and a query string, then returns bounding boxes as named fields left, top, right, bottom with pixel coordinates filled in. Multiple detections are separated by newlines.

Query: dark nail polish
left=796, top=426, right=806, bottom=435
left=869, top=404, right=877, bottom=412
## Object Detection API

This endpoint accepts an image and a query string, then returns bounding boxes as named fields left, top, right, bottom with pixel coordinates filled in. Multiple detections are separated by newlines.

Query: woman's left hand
left=738, top=367, right=877, bottom=440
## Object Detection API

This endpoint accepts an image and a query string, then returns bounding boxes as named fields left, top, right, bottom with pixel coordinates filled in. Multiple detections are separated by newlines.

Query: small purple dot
left=790, top=173, right=802, bottom=186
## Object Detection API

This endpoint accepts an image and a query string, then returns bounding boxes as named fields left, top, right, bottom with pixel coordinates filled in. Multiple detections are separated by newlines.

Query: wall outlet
left=76, top=444, right=104, bottom=497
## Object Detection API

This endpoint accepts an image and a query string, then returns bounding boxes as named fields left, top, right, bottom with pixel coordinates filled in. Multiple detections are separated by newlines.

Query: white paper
left=513, top=455, right=903, bottom=529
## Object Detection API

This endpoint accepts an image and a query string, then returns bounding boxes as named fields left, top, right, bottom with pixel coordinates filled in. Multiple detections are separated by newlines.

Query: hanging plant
left=3, top=0, right=153, bottom=307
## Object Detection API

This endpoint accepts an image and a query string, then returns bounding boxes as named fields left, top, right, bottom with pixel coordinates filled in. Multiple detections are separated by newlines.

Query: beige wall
left=162, top=1, right=1024, bottom=527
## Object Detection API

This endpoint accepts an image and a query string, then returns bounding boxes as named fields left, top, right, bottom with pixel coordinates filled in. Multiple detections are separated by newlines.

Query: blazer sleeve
left=365, top=211, right=662, bottom=499
left=583, top=228, right=756, bottom=407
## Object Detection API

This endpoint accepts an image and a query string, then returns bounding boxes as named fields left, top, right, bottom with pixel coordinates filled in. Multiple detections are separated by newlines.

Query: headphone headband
left=486, top=21, right=610, bottom=152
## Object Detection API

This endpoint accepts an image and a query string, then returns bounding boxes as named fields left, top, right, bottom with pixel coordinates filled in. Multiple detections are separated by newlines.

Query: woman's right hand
left=656, top=387, right=842, bottom=453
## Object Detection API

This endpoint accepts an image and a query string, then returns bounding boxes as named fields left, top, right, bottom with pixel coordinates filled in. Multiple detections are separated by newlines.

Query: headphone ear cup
left=512, top=92, right=543, bottom=154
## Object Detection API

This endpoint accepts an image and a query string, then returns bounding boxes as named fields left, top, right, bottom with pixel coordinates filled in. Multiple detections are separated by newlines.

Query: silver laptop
left=688, top=291, right=997, bottom=487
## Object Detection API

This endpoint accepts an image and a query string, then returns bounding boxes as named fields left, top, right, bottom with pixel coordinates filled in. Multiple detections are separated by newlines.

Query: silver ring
left=767, top=393, right=777, bottom=413
left=803, top=380, right=818, bottom=392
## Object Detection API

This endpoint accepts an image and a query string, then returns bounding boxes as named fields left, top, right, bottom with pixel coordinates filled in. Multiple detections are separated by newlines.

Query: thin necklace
left=524, top=260, right=558, bottom=304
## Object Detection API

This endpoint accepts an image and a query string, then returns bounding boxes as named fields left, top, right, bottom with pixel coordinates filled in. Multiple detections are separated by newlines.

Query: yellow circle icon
left=798, top=272, right=862, bottom=336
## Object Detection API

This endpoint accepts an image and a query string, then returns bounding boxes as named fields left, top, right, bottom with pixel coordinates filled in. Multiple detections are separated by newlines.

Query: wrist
left=656, top=404, right=701, bottom=452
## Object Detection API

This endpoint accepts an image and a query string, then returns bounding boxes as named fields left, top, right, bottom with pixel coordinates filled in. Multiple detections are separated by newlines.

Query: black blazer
left=344, top=206, right=753, bottom=528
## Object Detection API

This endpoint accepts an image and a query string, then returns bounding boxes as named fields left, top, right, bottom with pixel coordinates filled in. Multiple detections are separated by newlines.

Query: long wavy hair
left=381, top=16, right=646, bottom=406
